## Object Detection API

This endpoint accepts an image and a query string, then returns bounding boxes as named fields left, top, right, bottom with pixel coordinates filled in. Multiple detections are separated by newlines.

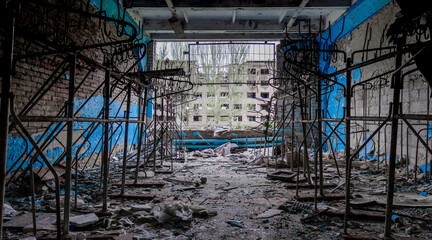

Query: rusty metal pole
left=291, top=103, right=295, bottom=171
left=160, top=92, right=165, bottom=167
left=0, top=4, right=15, bottom=238
left=63, top=52, right=76, bottom=235
left=135, top=87, right=148, bottom=182
left=282, top=97, right=285, bottom=164
left=384, top=39, right=404, bottom=238
left=343, top=58, right=352, bottom=234
left=298, top=88, right=311, bottom=184
left=121, top=81, right=132, bottom=195
left=153, top=91, right=158, bottom=172
left=102, top=67, right=110, bottom=212
left=318, top=79, right=324, bottom=195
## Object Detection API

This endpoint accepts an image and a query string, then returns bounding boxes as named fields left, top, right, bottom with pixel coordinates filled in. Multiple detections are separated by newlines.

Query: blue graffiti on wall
left=6, top=94, right=144, bottom=172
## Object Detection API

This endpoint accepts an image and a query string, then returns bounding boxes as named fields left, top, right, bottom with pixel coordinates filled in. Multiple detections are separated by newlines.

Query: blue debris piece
left=226, top=220, right=245, bottom=228
left=419, top=191, right=428, bottom=197
left=392, top=214, right=399, bottom=223
left=359, top=134, right=373, bottom=159
left=420, top=163, right=431, bottom=174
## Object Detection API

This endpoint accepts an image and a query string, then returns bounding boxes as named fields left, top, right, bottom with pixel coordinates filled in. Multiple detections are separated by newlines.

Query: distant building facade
left=184, top=61, right=276, bottom=130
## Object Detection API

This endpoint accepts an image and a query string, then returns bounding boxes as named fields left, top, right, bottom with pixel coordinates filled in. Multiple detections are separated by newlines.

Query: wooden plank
left=285, top=183, right=337, bottom=189
left=110, top=193, right=155, bottom=200
left=294, top=193, right=345, bottom=201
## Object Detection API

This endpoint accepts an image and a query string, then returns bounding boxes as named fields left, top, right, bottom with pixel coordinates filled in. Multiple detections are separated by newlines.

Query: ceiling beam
left=284, top=0, right=309, bottom=32
left=278, top=9, right=289, bottom=23
left=165, top=0, right=186, bottom=39
left=182, top=10, right=189, bottom=23
left=150, top=32, right=302, bottom=41
left=142, top=19, right=321, bottom=33
left=125, top=0, right=351, bottom=8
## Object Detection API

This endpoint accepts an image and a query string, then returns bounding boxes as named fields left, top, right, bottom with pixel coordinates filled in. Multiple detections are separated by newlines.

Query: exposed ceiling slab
left=125, top=0, right=351, bottom=8
left=124, top=0, right=351, bottom=40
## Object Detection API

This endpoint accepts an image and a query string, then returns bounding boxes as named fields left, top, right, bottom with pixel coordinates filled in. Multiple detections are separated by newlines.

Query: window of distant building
left=220, top=116, right=229, bottom=121
left=207, top=92, right=215, bottom=98
left=260, top=92, right=269, bottom=98
left=194, top=92, right=202, bottom=98
left=260, top=104, right=269, bottom=111
left=235, top=116, right=243, bottom=121
left=193, top=116, right=202, bottom=121
left=194, top=104, right=202, bottom=110
left=220, top=92, right=229, bottom=98
left=247, top=92, right=256, bottom=98
left=248, top=116, right=256, bottom=121
left=247, top=68, right=256, bottom=74
left=247, top=80, right=256, bottom=86
left=234, top=104, right=242, bottom=110
left=261, top=69, right=269, bottom=74
left=207, top=116, right=214, bottom=122
left=247, top=104, right=256, bottom=110
left=261, top=80, right=269, bottom=86
left=221, top=104, right=229, bottom=110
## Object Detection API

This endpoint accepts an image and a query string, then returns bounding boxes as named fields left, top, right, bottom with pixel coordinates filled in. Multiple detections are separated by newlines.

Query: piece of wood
left=110, top=193, right=155, bottom=200
left=340, top=229, right=381, bottom=240
left=323, top=208, right=385, bottom=221
left=113, top=181, right=165, bottom=188
left=33, top=165, right=66, bottom=181
left=154, top=169, right=173, bottom=174
left=294, top=193, right=345, bottom=201
left=3, top=212, right=56, bottom=230
left=285, top=183, right=337, bottom=189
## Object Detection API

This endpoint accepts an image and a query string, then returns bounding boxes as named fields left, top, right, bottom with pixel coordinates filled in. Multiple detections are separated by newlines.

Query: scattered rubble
left=4, top=146, right=432, bottom=239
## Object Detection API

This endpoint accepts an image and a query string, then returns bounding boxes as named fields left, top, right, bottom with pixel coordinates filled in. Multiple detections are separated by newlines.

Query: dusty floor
left=4, top=149, right=432, bottom=239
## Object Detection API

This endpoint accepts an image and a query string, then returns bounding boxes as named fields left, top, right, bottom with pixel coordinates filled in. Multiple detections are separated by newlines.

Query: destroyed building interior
left=1, top=0, right=432, bottom=239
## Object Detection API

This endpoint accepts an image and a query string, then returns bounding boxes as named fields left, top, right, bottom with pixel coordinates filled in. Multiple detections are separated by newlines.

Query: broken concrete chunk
left=118, top=217, right=134, bottom=226
left=254, top=209, right=283, bottom=219
left=360, top=164, right=369, bottom=170
left=3, top=202, right=19, bottom=217
left=70, top=213, right=99, bottom=227
left=138, top=171, right=155, bottom=178
left=131, top=204, right=152, bottom=212
left=190, top=205, right=217, bottom=217
left=70, top=232, right=86, bottom=240
left=152, top=202, right=193, bottom=223
left=49, top=196, right=86, bottom=209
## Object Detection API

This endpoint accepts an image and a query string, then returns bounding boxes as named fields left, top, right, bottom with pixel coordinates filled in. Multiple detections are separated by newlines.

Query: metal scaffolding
left=0, top=1, right=186, bottom=239
left=268, top=14, right=432, bottom=239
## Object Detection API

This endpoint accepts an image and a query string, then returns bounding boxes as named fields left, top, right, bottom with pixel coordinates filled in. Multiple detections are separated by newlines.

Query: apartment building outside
left=184, top=60, right=275, bottom=130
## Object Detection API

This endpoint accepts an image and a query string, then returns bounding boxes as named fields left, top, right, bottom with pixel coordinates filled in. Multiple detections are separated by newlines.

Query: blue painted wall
left=319, top=0, right=391, bottom=153
left=7, top=95, right=142, bottom=171
left=282, top=0, right=392, bottom=152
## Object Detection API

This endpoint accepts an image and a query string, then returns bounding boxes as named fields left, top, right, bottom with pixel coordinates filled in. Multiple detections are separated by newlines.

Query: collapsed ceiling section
left=124, top=0, right=351, bottom=40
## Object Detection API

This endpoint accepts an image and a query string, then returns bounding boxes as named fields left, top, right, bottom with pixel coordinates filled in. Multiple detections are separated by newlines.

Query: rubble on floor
left=3, top=147, right=432, bottom=239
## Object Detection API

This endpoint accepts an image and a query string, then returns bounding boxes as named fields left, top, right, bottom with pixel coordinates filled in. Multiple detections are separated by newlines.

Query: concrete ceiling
left=124, top=0, right=352, bottom=40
